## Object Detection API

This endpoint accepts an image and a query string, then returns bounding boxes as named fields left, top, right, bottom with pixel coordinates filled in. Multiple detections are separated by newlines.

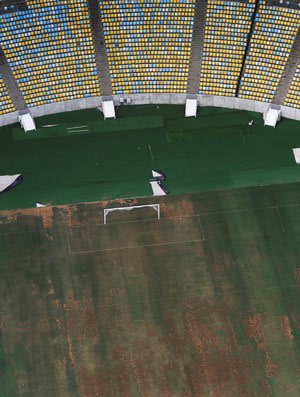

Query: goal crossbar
left=103, top=204, right=160, bottom=224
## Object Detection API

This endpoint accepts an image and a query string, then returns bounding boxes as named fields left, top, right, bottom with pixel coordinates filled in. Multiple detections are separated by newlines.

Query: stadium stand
left=0, top=0, right=100, bottom=108
left=239, top=0, right=300, bottom=102
left=1, top=0, right=300, bottom=118
left=199, top=0, right=255, bottom=97
left=284, top=64, right=300, bottom=108
left=99, top=0, right=196, bottom=95
left=0, top=72, right=15, bottom=115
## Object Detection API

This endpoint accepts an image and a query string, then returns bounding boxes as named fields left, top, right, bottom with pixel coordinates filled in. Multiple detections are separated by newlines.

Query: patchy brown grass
left=279, top=316, right=294, bottom=343
left=0, top=206, right=54, bottom=228
left=184, top=300, right=252, bottom=397
left=246, top=314, right=278, bottom=378
left=2, top=190, right=300, bottom=396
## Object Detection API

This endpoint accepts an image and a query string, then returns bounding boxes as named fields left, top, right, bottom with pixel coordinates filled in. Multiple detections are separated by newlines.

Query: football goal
left=103, top=204, right=160, bottom=225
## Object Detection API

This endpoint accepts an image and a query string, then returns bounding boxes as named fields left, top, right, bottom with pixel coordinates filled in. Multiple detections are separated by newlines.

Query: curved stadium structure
left=1, top=0, right=300, bottom=124
left=3, top=1, right=300, bottom=397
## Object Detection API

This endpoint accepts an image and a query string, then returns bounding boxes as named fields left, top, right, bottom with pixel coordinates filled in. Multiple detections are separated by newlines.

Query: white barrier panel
left=18, top=109, right=36, bottom=132
left=263, top=105, right=281, bottom=128
left=103, top=99, right=116, bottom=119
left=185, top=98, right=197, bottom=117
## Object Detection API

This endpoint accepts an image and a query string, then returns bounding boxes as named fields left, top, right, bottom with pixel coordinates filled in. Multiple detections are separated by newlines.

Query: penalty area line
left=66, top=229, right=71, bottom=254
left=67, top=238, right=204, bottom=255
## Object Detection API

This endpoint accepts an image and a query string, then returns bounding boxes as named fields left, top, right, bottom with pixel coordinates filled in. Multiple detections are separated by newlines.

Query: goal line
left=103, top=204, right=160, bottom=225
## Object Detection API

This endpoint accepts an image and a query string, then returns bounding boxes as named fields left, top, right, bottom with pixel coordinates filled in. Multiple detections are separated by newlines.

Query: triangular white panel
left=36, top=203, right=46, bottom=207
left=293, top=148, right=300, bottom=164
left=0, top=174, right=22, bottom=193
left=152, top=169, right=166, bottom=180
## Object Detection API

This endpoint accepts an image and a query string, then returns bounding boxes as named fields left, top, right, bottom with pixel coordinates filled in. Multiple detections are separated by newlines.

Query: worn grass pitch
left=1, top=183, right=300, bottom=396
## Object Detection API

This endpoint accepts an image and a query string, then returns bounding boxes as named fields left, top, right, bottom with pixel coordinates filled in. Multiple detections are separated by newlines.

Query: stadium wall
left=1, top=95, right=300, bottom=128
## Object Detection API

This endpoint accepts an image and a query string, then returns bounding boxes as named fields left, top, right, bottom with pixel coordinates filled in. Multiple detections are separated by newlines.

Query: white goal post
left=103, top=204, right=160, bottom=224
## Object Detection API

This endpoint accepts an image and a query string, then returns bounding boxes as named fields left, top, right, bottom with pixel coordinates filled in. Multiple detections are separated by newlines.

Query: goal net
left=103, top=204, right=160, bottom=225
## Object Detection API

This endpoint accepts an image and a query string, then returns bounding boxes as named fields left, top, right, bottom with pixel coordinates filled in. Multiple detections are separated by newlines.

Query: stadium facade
left=1, top=0, right=300, bottom=126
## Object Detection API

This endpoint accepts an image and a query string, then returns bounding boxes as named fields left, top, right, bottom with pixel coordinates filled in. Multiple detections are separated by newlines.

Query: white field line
left=1, top=202, right=299, bottom=238
left=67, top=125, right=88, bottom=129
left=148, top=143, right=154, bottom=160
left=66, top=229, right=71, bottom=254
left=67, top=130, right=89, bottom=134
left=197, top=214, right=206, bottom=241
left=276, top=205, right=286, bottom=234
left=200, top=206, right=277, bottom=216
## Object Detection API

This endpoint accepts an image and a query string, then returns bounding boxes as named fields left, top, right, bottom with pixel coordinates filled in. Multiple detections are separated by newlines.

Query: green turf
left=13, top=114, right=164, bottom=140
left=1, top=183, right=300, bottom=396
left=1, top=105, right=300, bottom=210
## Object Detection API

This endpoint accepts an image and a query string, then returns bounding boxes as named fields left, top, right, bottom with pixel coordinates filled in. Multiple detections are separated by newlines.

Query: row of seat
left=0, top=74, right=15, bottom=115
left=239, top=0, right=300, bottom=102
left=2, top=1, right=300, bottom=112
left=100, top=0, right=195, bottom=94
left=199, top=0, right=255, bottom=97
left=0, top=0, right=100, bottom=108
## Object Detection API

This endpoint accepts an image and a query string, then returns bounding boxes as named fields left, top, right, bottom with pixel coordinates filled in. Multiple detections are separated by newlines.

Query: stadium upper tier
left=0, top=0, right=100, bottom=108
left=199, top=0, right=255, bottom=97
left=100, top=0, right=196, bottom=94
left=1, top=0, right=300, bottom=117
left=239, top=0, right=300, bottom=102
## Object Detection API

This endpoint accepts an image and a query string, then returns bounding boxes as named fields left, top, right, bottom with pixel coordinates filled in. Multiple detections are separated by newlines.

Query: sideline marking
left=197, top=214, right=206, bottom=241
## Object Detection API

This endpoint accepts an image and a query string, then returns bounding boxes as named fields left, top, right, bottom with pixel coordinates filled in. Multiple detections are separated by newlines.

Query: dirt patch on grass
left=246, top=314, right=278, bottom=378
left=63, top=206, right=80, bottom=228
left=279, top=316, right=294, bottom=342
left=277, top=382, right=291, bottom=395
left=57, top=292, right=98, bottom=339
left=0, top=206, right=54, bottom=228
left=184, top=300, right=251, bottom=396
left=77, top=363, right=131, bottom=397
left=258, top=378, right=272, bottom=397
left=77, top=367, right=108, bottom=397
left=160, top=199, right=195, bottom=219
left=294, top=268, right=300, bottom=285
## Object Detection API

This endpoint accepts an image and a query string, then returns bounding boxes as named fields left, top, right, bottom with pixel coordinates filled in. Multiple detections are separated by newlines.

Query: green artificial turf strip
left=1, top=104, right=300, bottom=210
